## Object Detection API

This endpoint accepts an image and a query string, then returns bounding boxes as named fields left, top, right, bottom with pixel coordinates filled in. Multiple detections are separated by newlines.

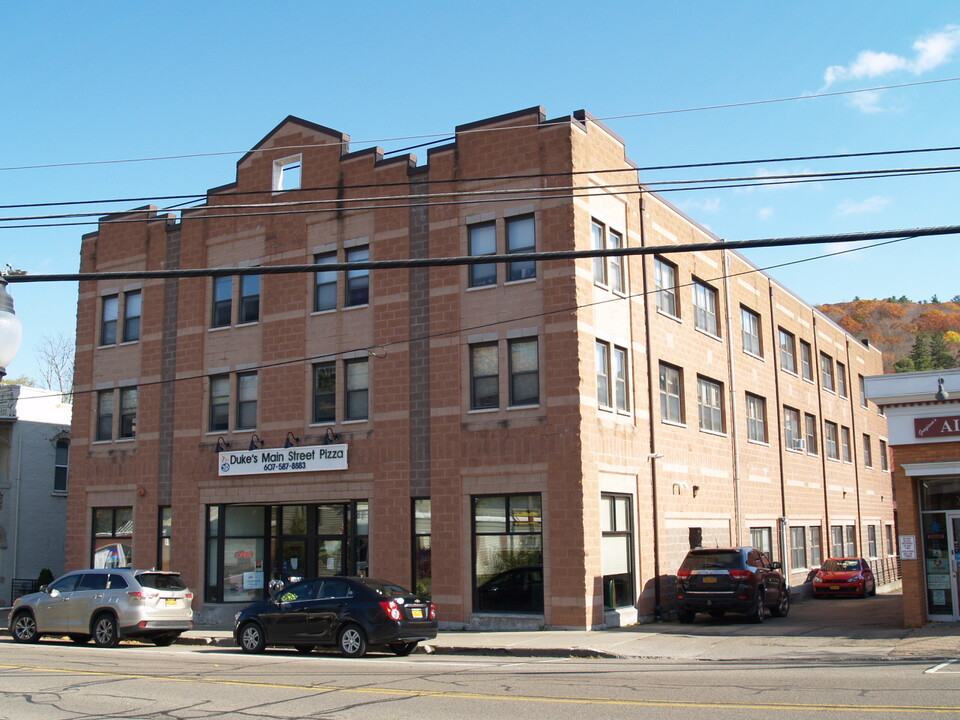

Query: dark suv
left=675, top=547, right=789, bottom=623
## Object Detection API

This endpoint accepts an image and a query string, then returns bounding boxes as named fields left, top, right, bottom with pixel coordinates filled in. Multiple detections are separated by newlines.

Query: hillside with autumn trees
left=816, top=296, right=960, bottom=373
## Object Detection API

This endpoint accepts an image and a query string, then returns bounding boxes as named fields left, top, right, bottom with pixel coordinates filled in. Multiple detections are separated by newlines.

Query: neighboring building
left=864, top=369, right=960, bottom=626
left=68, top=107, right=895, bottom=628
left=0, top=385, right=71, bottom=603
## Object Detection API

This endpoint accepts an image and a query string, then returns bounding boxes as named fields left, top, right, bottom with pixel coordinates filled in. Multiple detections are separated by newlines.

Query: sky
left=2, top=2, right=959, bottom=381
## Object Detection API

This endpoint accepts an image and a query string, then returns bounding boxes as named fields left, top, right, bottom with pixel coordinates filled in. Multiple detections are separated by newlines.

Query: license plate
left=829, top=586, right=840, bottom=591
left=703, top=576, right=717, bottom=583
left=165, top=599, right=178, bottom=606
left=411, top=608, right=424, bottom=618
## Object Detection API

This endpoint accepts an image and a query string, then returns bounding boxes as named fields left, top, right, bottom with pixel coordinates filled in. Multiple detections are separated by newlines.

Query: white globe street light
left=0, top=277, right=23, bottom=380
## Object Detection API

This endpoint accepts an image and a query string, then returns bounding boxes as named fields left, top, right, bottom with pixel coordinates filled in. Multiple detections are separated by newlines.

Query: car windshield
left=822, top=559, right=861, bottom=572
left=138, top=573, right=187, bottom=591
left=680, top=551, right=740, bottom=571
left=360, top=579, right=413, bottom=597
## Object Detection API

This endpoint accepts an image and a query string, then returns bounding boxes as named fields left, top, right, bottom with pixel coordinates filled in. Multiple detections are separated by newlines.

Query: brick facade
left=68, top=107, right=894, bottom=629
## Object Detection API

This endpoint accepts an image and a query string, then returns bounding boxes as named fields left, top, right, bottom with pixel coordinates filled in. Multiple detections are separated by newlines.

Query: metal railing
left=10, top=579, right=38, bottom=606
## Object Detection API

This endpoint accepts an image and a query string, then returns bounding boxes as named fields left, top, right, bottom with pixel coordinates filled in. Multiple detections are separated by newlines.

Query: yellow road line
left=0, top=663, right=957, bottom=713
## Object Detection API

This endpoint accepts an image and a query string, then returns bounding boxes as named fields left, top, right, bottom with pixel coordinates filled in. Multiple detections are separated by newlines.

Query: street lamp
left=0, top=277, right=23, bottom=380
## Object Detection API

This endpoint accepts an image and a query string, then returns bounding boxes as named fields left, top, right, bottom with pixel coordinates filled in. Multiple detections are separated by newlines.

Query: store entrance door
left=949, top=515, right=960, bottom=620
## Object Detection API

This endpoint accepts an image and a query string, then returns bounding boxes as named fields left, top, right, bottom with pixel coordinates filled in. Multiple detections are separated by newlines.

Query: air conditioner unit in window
left=791, top=438, right=806, bottom=452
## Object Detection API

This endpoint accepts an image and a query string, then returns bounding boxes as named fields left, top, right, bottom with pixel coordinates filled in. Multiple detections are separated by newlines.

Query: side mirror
left=771, top=561, right=782, bottom=570
left=39, top=585, right=48, bottom=593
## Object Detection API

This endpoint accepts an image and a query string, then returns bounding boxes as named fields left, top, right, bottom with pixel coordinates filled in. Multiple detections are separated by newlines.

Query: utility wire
left=1, top=77, right=956, bottom=173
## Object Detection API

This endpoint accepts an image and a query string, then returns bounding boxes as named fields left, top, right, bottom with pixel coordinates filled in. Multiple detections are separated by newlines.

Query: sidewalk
left=184, top=592, right=960, bottom=662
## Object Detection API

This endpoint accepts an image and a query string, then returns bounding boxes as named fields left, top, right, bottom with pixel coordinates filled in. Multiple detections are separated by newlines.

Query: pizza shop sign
left=914, top=415, right=960, bottom=439
left=218, top=444, right=348, bottom=476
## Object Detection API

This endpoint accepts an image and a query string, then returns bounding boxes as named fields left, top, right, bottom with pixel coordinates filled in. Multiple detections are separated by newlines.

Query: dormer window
left=273, top=155, right=302, bottom=192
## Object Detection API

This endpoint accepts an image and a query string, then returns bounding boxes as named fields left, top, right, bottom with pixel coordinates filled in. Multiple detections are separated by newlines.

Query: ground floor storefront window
left=601, top=494, right=634, bottom=609
left=473, top=493, right=543, bottom=613
left=91, top=507, right=133, bottom=568
left=413, top=498, right=431, bottom=596
left=920, top=476, right=960, bottom=619
left=205, top=501, right=368, bottom=603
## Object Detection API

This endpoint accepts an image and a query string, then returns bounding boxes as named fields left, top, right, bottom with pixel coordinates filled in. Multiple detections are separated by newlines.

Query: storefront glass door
left=923, top=512, right=960, bottom=620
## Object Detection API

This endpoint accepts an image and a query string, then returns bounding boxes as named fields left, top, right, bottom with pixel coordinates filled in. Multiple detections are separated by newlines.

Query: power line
left=1, top=77, right=956, bottom=174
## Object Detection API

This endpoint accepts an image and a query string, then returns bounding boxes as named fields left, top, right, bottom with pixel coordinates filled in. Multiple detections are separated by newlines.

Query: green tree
left=893, top=358, right=916, bottom=373
left=1, top=375, right=36, bottom=386
left=910, top=334, right=933, bottom=371
left=930, top=332, right=957, bottom=369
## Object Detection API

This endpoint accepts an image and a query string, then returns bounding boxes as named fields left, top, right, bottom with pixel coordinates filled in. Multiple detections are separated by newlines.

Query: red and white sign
left=914, top=415, right=960, bottom=439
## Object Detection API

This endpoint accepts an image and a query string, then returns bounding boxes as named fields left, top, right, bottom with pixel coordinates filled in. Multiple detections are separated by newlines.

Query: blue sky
left=2, top=2, right=959, bottom=380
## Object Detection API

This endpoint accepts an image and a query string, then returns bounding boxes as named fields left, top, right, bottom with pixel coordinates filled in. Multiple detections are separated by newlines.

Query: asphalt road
left=0, top=638, right=958, bottom=719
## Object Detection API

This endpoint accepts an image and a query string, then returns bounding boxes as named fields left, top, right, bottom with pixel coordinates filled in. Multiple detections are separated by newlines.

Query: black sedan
left=233, top=576, right=437, bottom=658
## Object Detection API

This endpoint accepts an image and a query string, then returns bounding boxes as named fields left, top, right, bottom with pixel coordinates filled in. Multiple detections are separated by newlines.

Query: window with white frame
left=867, top=525, right=878, bottom=557
left=746, top=392, right=767, bottom=443
left=885, top=524, right=894, bottom=555
left=506, top=215, right=536, bottom=282
left=750, top=527, right=772, bottom=554
left=469, top=222, right=497, bottom=288
left=607, top=230, right=625, bottom=294
left=119, top=387, right=137, bottom=439
left=693, top=280, right=719, bottom=336
left=99, top=289, right=143, bottom=346
left=790, top=526, right=807, bottom=569
left=836, top=361, right=848, bottom=397
left=212, top=277, right=232, bottom=328
left=613, top=346, right=629, bottom=412
left=314, top=252, right=337, bottom=312
left=596, top=341, right=611, bottom=408
left=470, top=342, right=499, bottom=410
left=784, top=406, right=801, bottom=450
left=601, top=494, right=634, bottom=609
left=825, top=421, right=839, bottom=460
left=469, top=338, right=540, bottom=411
left=778, top=328, right=796, bottom=373
left=809, top=526, right=822, bottom=567
left=879, top=439, right=889, bottom=470
left=863, top=433, right=873, bottom=467
left=100, top=295, right=118, bottom=346
left=659, top=362, right=683, bottom=424
left=345, top=246, right=369, bottom=307
left=509, top=338, right=540, bottom=406
left=54, top=438, right=69, bottom=493
left=96, top=390, right=113, bottom=442
left=122, top=290, right=142, bottom=343
left=859, top=374, right=868, bottom=407
left=697, top=376, right=724, bottom=433
left=236, top=372, right=258, bottom=430
left=592, top=221, right=607, bottom=286
left=741, top=306, right=761, bottom=356
left=820, top=352, right=835, bottom=392
left=209, top=375, right=229, bottom=432
left=239, top=275, right=260, bottom=324
left=273, top=155, right=302, bottom=192
left=804, top=413, right=818, bottom=455
left=830, top=525, right=844, bottom=557
left=841, top=425, right=852, bottom=463
left=654, top=257, right=678, bottom=317
left=844, top=525, right=856, bottom=557
left=344, top=358, right=370, bottom=421
left=800, top=340, right=813, bottom=381
left=597, top=341, right=629, bottom=413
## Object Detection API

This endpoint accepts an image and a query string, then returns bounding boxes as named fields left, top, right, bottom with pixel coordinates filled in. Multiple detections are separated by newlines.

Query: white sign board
left=899, top=535, right=917, bottom=560
left=218, top=444, right=348, bottom=476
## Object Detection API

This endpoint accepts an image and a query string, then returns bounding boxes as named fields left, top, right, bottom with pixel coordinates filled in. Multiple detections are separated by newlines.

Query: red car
left=812, top=558, right=876, bottom=598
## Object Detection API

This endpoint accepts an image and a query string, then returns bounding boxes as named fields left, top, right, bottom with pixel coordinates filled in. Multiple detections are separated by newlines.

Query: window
left=273, top=155, right=302, bottom=191
left=830, top=526, right=844, bottom=557
left=470, top=342, right=499, bottom=410
left=879, top=439, right=889, bottom=471
left=413, top=499, right=432, bottom=596
left=345, top=246, right=369, bottom=306
left=741, top=307, right=761, bottom=356
left=100, top=295, right=118, bottom=346
left=313, top=361, right=336, bottom=423
left=601, top=494, right=634, bottom=609
left=209, top=375, right=230, bottom=432
left=119, top=387, right=137, bottom=439
left=96, top=390, right=114, bottom=441
left=608, top=230, right=625, bottom=293
left=778, top=329, right=796, bottom=373
left=613, top=346, right=629, bottom=412
left=790, top=526, right=807, bottom=569
left=92, top=506, right=133, bottom=568
left=750, top=527, right=772, bottom=554
left=239, top=275, right=260, bottom=324
left=654, top=258, right=678, bottom=317
left=784, top=407, right=801, bottom=450
left=54, top=438, right=69, bottom=493
left=123, top=290, right=141, bottom=343
left=596, top=341, right=611, bottom=408
left=159, top=506, right=171, bottom=571
left=693, top=280, right=719, bottom=336
left=800, top=340, right=813, bottom=381
left=885, top=524, right=894, bottom=555
left=867, top=525, right=878, bottom=558
left=825, top=421, right=839, bottom=460
left=810, top=526, right=822, bottom=568
left=314, top=252, right=337, bottom=312
left=746, top=393, right=767, bottom=443
left=804, top=413, right=819, bottom=455
left=863, top=434, right=873, bottom=467
left=836, top=361, right=848, bottom=397
left=697, top=376, right=724, bottom=433
left=592, top=222, right=607, bottom=285
left=212, top=276, right=232, bottom=328
left=507, top=215, right=536, bottom=282
left=820, top=352, right=835, bottom=392
left=659, top=363, right=683, bottom=424
left=236, top=372, right=258, bottom=430
left=509, top=338, right=539, bottom=406
left=344, top=358, right=369, bottom=420
left=844, top=525, right=856, bottom=557
left=859, top=374, right=868, bottom=407
left=841, top=426, right=852, bottom=463
left=473, top=494, right=543, bottom=614
left=469, top=222, right=497, bottom=288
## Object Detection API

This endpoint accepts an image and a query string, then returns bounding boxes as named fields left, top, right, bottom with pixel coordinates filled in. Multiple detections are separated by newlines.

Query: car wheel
left=68, top=634, right=91, bottom=645
left=93, top=613, right=120, bottom=647
left=338, top=624, right=367, bottom=658
left=869, top=581, right=877, bottom=597
left=294, top=645, right=316, bottom=655
left=676, top=609, right=696, bottom=624
left=708, top=609, right=726, bottom=619
left=238, top=622, right=266, bottom=654
left=749, top=590, right=766, bottom=623
left=11, top=611, right=41, bottom=643
left=770, top=588, right=790, bottom=617
left=151, top=632, right=180, bottom=647
left=389, top=642, right=418, bottom=656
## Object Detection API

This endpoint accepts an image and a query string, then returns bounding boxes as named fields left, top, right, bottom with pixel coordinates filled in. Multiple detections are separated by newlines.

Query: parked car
left=675, top=546, right=790, bottom=623
left=234, top=576, right=437, bottom=658
left=812, top=558, right=876, bottom=598
left=476, top=565, right=544, bottom=613
left=8, top=569, right=194, bottom=647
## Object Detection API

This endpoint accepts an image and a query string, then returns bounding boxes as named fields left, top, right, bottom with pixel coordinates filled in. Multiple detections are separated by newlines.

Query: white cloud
left=836, top=196, right=891, bottom=215
left=822, top=25, right=960, bottom=92
left=676, top=197, right=721, bottom=214
left=757, top=207, right=774, bottom=220
left=849, top=90, right=885, bottom=113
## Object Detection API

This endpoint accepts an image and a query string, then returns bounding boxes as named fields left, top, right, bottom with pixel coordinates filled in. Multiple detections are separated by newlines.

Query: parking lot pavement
left=179, top=589, right=960, bottom=662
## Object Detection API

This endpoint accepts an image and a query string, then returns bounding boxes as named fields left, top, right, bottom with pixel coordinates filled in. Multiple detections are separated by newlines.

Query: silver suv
left=9, top=569, right=194, bottom=647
